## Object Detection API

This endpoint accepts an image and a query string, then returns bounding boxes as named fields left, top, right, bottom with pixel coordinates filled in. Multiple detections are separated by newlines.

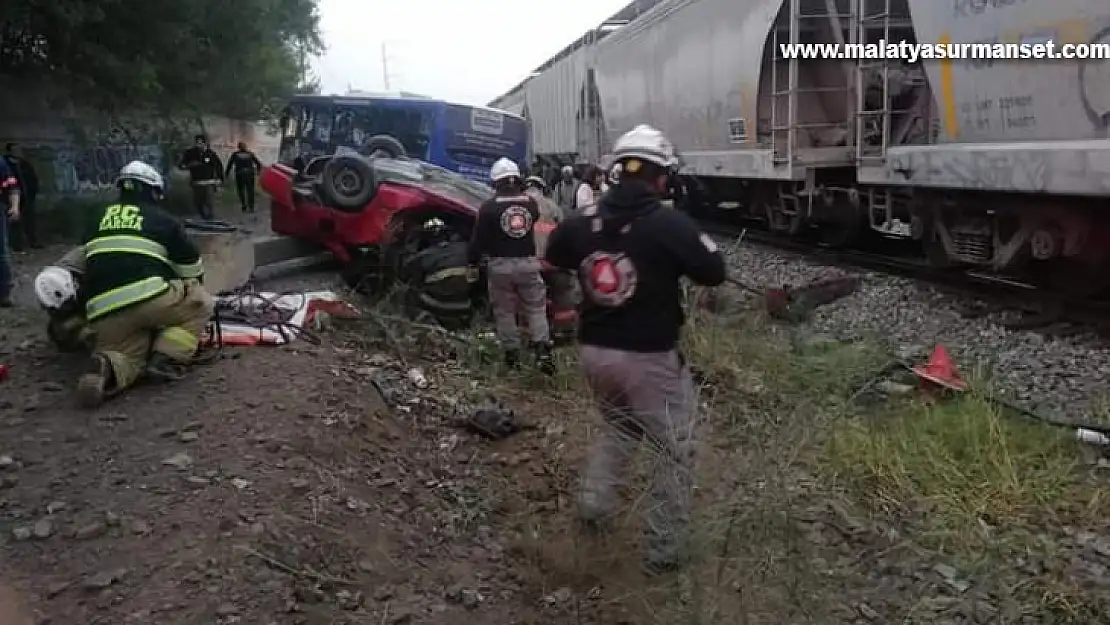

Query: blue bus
left=277, top=93, right=530, bottom=183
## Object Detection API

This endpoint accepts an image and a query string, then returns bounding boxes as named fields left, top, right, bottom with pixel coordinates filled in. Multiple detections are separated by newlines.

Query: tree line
left=0, top=0, right=323, bottom=120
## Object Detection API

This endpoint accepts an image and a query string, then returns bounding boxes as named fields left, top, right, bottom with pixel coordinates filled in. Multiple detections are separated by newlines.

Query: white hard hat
left=34, top=266, right=78, bottom=310
left=117, top=160, right=164, bottom=189
left=423, top=217, right=445, bottom=230
left=561, top=165, right=573, bottom=175
left=525, top=175, right=547, bottom=189
left=490, top=157, right=521, bottom=182
left=612, top=124, right=678, bottom=169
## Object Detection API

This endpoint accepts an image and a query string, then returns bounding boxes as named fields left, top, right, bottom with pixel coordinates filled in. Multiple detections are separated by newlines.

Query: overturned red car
left=259, top=154, right=575, bottom=330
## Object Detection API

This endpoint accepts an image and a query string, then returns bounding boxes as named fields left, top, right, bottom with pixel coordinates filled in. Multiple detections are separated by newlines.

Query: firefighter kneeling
left=76, top=160, right=215, bottom=408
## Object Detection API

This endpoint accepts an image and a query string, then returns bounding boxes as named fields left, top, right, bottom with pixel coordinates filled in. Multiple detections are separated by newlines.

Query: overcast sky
left=314, top=0, right=631, bottom=105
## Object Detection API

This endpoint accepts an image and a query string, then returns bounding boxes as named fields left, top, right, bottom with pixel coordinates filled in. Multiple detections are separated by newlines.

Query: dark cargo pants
left=234, top=174, right=256, bottom=211
left=577, top=345, right=697, bottom=567
left=191, top=182, right=217, bottom=220
left=487, top=256, right=549, bottom=349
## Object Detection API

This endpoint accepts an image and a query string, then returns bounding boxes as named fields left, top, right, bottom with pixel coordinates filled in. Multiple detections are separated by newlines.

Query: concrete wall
left=0, top=79, right=280, bottom=198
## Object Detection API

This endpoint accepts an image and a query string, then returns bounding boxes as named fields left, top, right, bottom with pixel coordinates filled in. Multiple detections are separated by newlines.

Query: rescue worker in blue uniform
left=468, top=157, right=554, bottom=374
left=76, top=160, right=215, bottom=408
left=544, top=124, right=727, bottom=574
left=402, top=218, right=475, bottom=329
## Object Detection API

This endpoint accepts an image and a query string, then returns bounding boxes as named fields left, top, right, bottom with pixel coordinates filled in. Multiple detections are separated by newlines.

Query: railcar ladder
left=769, top=0, right=800, bottom=166
left=854, top=0, right=892, bottom=163
left=770, top=0, right=857, bottom=167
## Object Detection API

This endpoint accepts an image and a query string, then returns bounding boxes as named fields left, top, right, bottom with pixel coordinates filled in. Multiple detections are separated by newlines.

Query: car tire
left=321, top=155, right=377, bottom=210
left=362, top=135, right=407, bottom=159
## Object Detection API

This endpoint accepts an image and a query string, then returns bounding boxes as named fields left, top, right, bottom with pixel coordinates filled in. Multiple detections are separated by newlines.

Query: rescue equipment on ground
left=202, top=287, right=360, bottom=348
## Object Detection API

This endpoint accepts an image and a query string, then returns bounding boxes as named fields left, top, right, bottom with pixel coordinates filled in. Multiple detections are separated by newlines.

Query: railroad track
left=697, top=219, right=1110, bottom=336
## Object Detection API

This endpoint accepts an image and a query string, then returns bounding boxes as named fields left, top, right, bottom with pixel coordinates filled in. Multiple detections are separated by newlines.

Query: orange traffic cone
left=911, top=345, right=967, bottom=392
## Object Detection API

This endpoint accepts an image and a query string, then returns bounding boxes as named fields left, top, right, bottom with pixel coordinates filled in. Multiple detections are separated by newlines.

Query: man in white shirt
left=574, top=165, right=606, bottom=212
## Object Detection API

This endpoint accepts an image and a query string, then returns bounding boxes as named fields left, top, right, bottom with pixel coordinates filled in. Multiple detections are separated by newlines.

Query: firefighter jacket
left=403, top=242, right=472, bottom=317
left=81, top=201, right=205, bottom=321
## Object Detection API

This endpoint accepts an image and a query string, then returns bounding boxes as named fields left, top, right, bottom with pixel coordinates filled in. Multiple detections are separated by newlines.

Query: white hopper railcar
left=491, top=0, right=1110, bottom=292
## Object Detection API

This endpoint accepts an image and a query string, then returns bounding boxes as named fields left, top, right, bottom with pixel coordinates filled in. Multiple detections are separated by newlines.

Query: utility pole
left=381, top=43, right=391, bottom=91
left=299, top=41, right=307, bottom=89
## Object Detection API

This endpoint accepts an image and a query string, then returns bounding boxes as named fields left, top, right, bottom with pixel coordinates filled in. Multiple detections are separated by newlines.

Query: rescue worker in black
left=224, top=142, right=263, bottom=212
left=402, top=218, right=474, bottom=329
left=468, top=157, right=554, bottom=374
left=77, top=160, right=215, bottom=408
left=543, top=124, right=726, bottom=575
left=177, top=134, right=224, bottom=220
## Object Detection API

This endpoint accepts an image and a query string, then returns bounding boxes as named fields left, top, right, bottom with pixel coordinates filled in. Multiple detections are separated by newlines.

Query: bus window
left=334, top=105, right=432, bottom=159
left=304, top=104, right=334, bottom=144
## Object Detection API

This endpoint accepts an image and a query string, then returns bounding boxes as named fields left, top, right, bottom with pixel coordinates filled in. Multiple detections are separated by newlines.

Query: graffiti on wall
left=20, top=143, right=168, bottom=195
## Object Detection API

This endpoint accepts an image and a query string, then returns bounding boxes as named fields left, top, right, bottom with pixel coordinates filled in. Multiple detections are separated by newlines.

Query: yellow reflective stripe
left=159, top=326, right=198, bottom=352
left=173, top=259, right=204, bottom=278
left=86, top=235, right=170, bottom=264
left=425, top=267, right=468, bottom=283
left=86, top=277, right=169, bottom=320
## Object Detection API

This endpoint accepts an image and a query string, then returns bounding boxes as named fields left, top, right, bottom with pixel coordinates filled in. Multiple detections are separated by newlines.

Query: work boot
left=532, top=341, right=556, bottom=376
left=146, top=353, right=187, bottom=382
left=76, top=354, right=114, bottom=408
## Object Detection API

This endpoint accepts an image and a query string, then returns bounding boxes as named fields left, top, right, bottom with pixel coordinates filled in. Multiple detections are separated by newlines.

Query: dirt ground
left=3, top=202, right=1108, bottom=624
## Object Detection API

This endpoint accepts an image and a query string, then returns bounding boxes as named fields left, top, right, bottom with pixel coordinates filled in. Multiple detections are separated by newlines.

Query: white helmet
left=490, top=157, right=521, bottom=182
left=561, top=165, right=573, bottom=176
left=612, top=124, right=678, bottom=169
left=34, top=266, right=78, bottom=310
left=117, top=160, right=164, bottom=190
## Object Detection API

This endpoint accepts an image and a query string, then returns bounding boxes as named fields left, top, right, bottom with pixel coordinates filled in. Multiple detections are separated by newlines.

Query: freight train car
left=491, top=0, right=1110, bottom=294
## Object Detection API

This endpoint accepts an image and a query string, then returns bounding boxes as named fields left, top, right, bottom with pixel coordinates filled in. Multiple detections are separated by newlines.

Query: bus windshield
left=279, top=94, right=530, bottom=183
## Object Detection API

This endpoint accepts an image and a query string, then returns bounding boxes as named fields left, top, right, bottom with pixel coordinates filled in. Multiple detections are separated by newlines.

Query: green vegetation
left=456, top=301, right=1110, bottom=623
left=0, top=0, right=322, bottom=118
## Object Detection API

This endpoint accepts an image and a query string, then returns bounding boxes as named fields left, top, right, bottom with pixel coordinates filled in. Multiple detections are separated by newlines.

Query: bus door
left=278, top=101, right=335, bottom=164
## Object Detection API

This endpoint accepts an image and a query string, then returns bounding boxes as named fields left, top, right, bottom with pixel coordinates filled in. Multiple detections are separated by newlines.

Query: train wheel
left=818, top=201, right=864, bottom=248
left=922, top=234, right=955, bottom=269
left=765, top=201, right=803, bottom=236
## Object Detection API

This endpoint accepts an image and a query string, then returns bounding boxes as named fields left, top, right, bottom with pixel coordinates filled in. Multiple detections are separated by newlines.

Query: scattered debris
left=162, top=453, right=193, bottom=470
left=765, top=276, right=861, bottom=322
left=407, top=367, right=428, bottom=389
left=463, top=399, right=520, bottom=440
